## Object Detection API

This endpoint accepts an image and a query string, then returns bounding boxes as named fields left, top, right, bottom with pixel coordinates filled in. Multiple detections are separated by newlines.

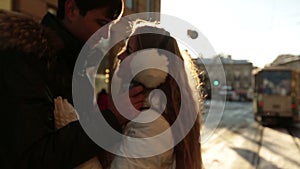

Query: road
left=201, top=100, right=300, bottom=169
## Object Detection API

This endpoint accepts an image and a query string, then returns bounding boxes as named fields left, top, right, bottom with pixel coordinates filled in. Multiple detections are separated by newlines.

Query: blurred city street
left=202, top=100, right=300, bottom=169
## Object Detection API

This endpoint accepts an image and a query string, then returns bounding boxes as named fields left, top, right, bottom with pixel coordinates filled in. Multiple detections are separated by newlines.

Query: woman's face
left=118, top=36, right=139, bottom=61
left=117, top=36, right=139, bottom=79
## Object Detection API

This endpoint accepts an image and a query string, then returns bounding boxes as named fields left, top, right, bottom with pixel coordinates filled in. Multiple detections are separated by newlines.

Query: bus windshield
left=261, top=71, right=291, bottom=96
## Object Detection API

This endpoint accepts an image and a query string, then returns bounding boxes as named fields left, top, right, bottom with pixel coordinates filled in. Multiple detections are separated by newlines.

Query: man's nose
left=101, top=26, right=109, bottom=39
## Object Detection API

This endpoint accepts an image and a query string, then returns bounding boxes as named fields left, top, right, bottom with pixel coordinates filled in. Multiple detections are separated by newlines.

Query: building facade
left=270, top=54, right=300, bottom=71
left=2, top=0, right=161, bottom=20
left=124, top=0, right=160, bottom=15
left=0, top=0, right=12, bottom=10
left=0, top=0, right=56, bottom=20
left=194, top=54, right=253, bottom=100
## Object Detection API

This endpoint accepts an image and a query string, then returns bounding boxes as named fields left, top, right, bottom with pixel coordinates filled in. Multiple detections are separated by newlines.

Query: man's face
left=72, top=7, right=112, bottom=42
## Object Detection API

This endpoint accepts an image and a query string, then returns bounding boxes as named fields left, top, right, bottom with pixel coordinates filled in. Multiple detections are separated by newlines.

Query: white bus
left=253, top=67, right=300, bottom=125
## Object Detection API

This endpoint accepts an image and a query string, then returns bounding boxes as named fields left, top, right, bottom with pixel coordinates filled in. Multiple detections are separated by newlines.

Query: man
left=0, top=10, right=94, bottom=169
left=42, top=0, right=122, bottom=104
left=42, top=0, right=145, bottom=164
left=0, top=0, right=143, bottom=169
left=42, top=0, right=145, bottom=165
left=42, top=0, right=144, bottom=124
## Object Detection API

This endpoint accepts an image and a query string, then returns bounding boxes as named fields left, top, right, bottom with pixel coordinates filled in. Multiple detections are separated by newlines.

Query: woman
left=110, top=23, right=203, bottom=169
left=55, top=22, right=203, bottom=169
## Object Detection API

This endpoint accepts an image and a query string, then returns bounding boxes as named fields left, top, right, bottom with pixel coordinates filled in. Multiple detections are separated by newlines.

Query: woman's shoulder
left=0, top=10, right=51, bottom=59
left=111, top=109, right=175, bottom=169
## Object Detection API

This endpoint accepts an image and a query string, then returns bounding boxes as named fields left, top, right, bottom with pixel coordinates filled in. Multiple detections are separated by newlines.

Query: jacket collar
left=41, top=12, right=84, bottom=49
left=41, top=13, right=84, bottom=70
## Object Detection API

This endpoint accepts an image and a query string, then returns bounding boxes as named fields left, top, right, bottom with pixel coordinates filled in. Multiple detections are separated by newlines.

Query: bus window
left=262, top=71, right=291, bottom=96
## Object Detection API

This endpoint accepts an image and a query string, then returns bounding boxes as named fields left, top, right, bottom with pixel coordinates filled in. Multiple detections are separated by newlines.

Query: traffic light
left=213, top=80, right=219, bottom=86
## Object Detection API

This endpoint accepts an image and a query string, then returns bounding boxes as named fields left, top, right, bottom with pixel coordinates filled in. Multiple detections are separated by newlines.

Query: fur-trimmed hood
left=0, top=10, right=51, bottom=59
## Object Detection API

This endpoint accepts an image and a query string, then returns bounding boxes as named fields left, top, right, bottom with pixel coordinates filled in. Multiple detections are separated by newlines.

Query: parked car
left=218, top=85, right=238, bottom=101
left=247, top=88, right=254, bottom=101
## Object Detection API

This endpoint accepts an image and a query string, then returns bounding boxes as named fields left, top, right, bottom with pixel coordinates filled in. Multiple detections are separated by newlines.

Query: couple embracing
left=0, top=0, right=203, bottom=168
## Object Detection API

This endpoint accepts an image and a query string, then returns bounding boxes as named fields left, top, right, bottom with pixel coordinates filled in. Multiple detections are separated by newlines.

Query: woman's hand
left=54, top=96, right=78, bottom=129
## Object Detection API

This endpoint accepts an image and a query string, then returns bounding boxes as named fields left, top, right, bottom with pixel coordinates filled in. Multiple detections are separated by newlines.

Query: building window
left=126, top=0, right=134, bottom=10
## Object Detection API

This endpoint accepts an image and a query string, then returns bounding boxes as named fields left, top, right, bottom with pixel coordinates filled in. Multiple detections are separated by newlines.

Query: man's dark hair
left=57, top=0, right=124, bottom=20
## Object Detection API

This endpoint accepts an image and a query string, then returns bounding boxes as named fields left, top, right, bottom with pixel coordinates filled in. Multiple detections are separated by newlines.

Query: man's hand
left=129, top=85, right=145, bottom=110
left=108, top=85, right=145, bottom=125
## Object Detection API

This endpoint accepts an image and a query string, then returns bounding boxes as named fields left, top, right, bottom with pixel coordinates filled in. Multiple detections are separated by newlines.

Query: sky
left=161, top=0, right=300, bottom=68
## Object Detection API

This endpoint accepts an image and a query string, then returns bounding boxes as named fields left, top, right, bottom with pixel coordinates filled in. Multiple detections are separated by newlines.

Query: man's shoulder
left=41, top=12, right=59, bottom=28
left=41, top=13, right=83, bottom=55
left=41, top=13, right=65, bottom=51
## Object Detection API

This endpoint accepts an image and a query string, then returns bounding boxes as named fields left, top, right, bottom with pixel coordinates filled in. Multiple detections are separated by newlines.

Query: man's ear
left=64, top=0, right=79, bottom=22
